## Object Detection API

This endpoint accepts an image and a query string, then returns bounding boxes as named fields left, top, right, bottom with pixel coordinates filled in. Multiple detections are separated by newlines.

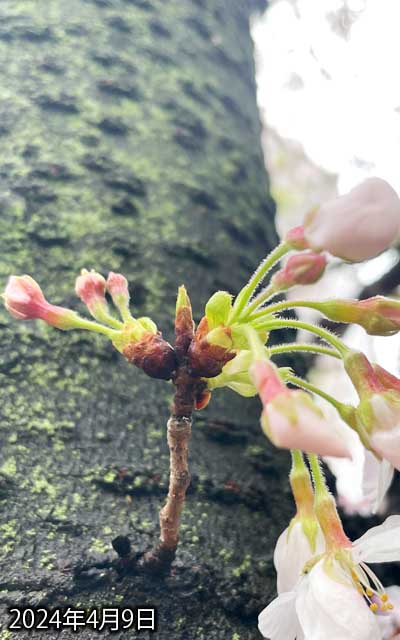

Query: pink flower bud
left=4, top=275, right=78, bottom=329
left=75, top=269, right=106, bottom=311
left=345, top=352, right=400, bottom=469
left=271, top=252, right=327, bottom=291
left=251, top=360, right=351, bottom=458
left=285, top=225, right=310, bottom=250
left=250, top=360, right=287, bottom=403
left=344, top=350, right=390, bottom=400
left=373, top=363, right=400, bottom=392
left=304, top=177, right=400, bottom=261
left=106, top=272, right=130, bottom=303
left=315, top=296, right=400, bottom=336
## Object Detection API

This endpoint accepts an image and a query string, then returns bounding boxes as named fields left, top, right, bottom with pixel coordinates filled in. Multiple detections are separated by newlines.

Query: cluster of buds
left=4, top=270, right=177, bottom=381
left=5, top=176, right=400, bottom=638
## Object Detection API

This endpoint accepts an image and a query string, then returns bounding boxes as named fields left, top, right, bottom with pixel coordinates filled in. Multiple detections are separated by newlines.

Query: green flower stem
left=286, top=374, right=352, bottom=416
left=240, top=284, right=277, bottom=318
left=72, top=316, right=120, bottom=338
left=307, top=454, right=328, bottom=497
left=268, top=343, right=341, bottom=359
left=229, top=242, right=290, bottom=321
left=255, top=318, right=349, bottom=357
left=291, top=449, right=308, bottom=475
left=93, top=308, right=124, bottom=330
left=254, top=299, right=321, bottom=317
left=118, top=305, right=133, bottom=324
left=244, top=324, right=266, bottom=361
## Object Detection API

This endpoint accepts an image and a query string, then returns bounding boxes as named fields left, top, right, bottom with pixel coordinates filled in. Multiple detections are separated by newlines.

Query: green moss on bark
left=0, top=1, right=296, bottom=638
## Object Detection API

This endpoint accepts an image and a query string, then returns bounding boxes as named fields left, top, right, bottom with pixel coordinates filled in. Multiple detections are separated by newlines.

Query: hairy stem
left=256, top=299, right=321, bottom=317
left=229, top=242, right=290, bottom=320
left=268, top=343, right=341, bottom=359
left=241, top=284, right=277, bottom=317
left=253, top=317, right=349, bottom=357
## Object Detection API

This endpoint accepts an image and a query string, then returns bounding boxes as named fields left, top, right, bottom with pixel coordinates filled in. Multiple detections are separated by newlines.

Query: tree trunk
left=0, top=1, right=294, bottom=638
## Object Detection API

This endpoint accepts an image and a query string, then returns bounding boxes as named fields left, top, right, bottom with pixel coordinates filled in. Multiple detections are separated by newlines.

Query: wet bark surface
left=0, top=2, right=291, bottom=637
left=3, top=1, right=396, bottom=639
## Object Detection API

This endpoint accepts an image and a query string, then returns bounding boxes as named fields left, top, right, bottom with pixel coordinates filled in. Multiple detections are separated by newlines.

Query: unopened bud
left=75, top=269, right=109, bottom=322
left=304, top=178, right=400, bottom=262
left=285, top=225, right=310, bottom=250
left=343, top=350, right=382, bottom=398
left=106, top=272, right=129, bottom=302
left=4, top=275, right=80, bottom=330
left=271, top=252, right=327, bottom=291
left=175, top=285, right=194, bottom=361
left=106, top=272, right=131, bottom=320
left=314, top=296, right=400, bottom=336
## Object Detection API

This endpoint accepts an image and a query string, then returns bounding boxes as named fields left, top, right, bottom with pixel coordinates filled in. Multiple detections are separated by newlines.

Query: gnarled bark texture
left=0, top=1, right=297, bottom=638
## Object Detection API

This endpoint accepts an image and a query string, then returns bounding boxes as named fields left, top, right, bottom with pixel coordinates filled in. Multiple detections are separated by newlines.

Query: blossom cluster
left=4, top=176, right=400, bottom=638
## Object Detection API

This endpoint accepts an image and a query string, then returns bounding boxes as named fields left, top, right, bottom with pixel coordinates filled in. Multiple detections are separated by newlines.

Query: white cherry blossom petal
left=274, top=520, right=325, bottom=594
left=258, top=591, right=303, bottom=640
left=353, top=516, right=400, bottom=563
left=296, top=560, right=382, bottom=640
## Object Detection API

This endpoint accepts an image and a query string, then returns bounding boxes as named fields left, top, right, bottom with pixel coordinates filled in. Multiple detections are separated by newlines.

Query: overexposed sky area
left=252, top=0, right=400, bottom=194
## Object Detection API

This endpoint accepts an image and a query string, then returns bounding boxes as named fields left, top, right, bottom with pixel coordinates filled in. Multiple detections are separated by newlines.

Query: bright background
left=252, top=0, right=400, bottom=378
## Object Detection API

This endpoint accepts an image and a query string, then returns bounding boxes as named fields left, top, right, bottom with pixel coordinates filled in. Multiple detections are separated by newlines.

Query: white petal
left=274, top=521, right=324, bottom=594
left=258, top=591, right=303, bottom=640
left=372, top=459, right=394, bottom=514
left=371, top=427, right=400, bottom=472
left=325, top=427, right=367, bottom=514
left=296, top=560, right=381, bottom=640
left=325, top=430, right=394, bottom=516
left=353, top=515, right=400, bottom=563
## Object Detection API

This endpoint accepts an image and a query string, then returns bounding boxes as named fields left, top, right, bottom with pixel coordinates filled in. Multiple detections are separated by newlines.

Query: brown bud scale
left=123, top=332, right=177, bottom=380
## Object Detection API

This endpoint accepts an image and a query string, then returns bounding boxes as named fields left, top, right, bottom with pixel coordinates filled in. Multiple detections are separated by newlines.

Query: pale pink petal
left=264, top=396, right=351, bottom=458
left=371, top=428, right=400, bottom=471
left=304, top=178, right=400, bottom=262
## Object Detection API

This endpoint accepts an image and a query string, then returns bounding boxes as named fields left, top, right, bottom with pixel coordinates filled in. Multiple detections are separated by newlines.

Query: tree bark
left=0, top=1, right=295, bottom=638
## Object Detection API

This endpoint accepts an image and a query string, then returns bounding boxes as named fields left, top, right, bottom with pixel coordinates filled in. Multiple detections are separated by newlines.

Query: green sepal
left=205, top=291, right=233, bottom=328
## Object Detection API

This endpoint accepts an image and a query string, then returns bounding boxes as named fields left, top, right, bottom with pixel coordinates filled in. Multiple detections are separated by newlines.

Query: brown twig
left=139, top=286, right=197, bottom=573
left=159, top=415, right=192, bottom=550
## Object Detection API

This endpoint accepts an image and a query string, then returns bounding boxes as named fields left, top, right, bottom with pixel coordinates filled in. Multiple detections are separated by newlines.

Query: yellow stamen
left=370, top=603, right=379, bottom=612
